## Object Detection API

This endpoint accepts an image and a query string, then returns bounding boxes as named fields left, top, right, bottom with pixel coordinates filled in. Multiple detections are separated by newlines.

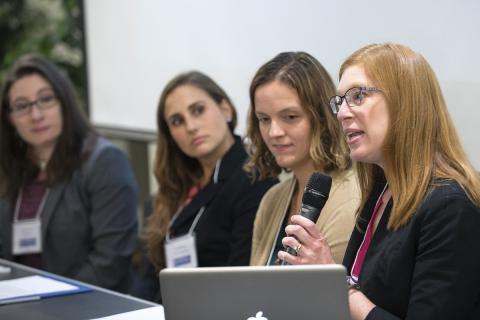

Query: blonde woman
left=246, top=52, right=360, bottom=266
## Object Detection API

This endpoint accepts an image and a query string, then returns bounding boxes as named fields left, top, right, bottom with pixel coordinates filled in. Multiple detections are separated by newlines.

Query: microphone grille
left=302, top=172, right=332, bottom=209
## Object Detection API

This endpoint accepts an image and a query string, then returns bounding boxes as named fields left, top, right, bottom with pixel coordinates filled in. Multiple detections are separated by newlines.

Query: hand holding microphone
left=280, top=172, right=332, bottom=265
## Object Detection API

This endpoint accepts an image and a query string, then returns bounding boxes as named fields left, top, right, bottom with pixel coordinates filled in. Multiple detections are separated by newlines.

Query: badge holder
left=11, top=189, right=48, bottom=255
left=164, top=206, right=206, bottom=268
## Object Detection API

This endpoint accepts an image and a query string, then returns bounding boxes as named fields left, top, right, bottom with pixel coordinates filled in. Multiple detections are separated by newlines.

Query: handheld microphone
left=281, top=172, right=332, bottom=265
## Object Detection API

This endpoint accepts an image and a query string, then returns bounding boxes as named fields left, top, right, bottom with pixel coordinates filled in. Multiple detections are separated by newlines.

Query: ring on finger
left=295, top=243, right=302, bottom=254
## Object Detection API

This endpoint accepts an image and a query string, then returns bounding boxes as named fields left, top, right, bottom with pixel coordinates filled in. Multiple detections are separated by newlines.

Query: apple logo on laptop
left=247, top=311, right=268, bottom=320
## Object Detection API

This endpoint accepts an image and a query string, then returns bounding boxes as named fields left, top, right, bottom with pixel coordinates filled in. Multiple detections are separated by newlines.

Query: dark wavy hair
left=0, top=54, right=94, bottom=199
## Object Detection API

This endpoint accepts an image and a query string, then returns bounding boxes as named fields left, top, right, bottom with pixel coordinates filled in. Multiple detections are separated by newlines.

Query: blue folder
left=0, top=274, right=93, bottom=305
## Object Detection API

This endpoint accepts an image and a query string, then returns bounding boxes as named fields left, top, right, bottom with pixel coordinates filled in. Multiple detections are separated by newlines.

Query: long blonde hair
left=145, top=71, right=237, bottom=269
left=245, top=51, right=351, bottom=178
left=341, top=43, right=480, bottom=229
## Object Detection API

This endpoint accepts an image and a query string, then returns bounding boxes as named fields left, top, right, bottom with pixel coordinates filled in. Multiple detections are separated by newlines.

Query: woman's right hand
left=277, top=214, right=336, bottom=265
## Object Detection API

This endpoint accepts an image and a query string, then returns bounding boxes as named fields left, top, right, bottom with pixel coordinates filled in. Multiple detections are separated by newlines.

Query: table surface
left=0, top=259, right=158, bottom=320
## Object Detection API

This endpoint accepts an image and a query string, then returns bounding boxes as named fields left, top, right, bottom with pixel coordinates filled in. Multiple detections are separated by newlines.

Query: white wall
left=84, top=0, right=480, bottom=168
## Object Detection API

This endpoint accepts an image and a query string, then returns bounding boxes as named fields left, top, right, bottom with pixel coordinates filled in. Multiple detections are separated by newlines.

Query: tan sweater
left=250, top=169, right=360, bottom=265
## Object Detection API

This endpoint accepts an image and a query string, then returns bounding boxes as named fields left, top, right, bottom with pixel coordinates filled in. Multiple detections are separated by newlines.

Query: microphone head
left=302, top=172, right=332, bottom=209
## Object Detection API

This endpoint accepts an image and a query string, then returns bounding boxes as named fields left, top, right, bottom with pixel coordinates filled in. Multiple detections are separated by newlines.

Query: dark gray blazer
left=0, top=137, right=138, bottom=292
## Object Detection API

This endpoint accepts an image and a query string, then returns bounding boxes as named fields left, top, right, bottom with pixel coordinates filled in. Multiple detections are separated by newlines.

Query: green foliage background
left=0, top=0, right=86, bottom=109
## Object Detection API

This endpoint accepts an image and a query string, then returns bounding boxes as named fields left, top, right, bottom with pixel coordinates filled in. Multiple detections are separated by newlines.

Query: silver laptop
left=159, top=264, right=350, bottom=320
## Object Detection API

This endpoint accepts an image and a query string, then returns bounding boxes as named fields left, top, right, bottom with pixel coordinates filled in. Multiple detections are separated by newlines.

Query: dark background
left=0, top=0, right=87, bottom=112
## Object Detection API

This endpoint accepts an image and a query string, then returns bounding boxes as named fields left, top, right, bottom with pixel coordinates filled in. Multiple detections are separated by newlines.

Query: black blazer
left=343, top=180, right=480, bottom=319
left=169, top=136, right=277, bottom=266
left=132, top=136, right=277, bottom=301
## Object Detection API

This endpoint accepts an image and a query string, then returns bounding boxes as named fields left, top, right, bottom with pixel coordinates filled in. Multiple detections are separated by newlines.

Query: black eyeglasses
left=329, top=86, right=382, bottom=114
left=9, top=94, right=58, bottom=117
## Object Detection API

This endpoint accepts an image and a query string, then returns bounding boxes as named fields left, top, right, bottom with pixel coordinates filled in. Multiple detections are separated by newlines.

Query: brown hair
left=146, top=71, right=237, bottom=269
left=245, top=51, right=350, bottom=178
left=340, top=43, right=480, bottom=229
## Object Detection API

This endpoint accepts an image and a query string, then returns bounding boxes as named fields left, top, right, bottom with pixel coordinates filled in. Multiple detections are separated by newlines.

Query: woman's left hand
left=348, top=289, right=376, bottom=320
left=278, top=214, right=336, bottom=265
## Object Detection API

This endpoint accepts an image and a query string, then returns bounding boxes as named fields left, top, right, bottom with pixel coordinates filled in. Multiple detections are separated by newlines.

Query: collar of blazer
left=211, top=135, right=246, bottom=183
left=343, top=180, right=391, bottom=271
left=40, top=181, right=67, bottom=238
left=170, top=135, right=247, bottom=233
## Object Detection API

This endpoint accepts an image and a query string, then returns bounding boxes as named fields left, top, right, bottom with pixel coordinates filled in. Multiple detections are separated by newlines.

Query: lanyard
left=13, top=188, right=50, bottom=222
left=350, top=183, right=388, bottom=281
left=166, top=159, right=222, bottom=241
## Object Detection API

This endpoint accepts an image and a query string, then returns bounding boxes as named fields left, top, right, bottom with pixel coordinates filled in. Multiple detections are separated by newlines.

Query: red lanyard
left=350, top=184, right=388, bottom=281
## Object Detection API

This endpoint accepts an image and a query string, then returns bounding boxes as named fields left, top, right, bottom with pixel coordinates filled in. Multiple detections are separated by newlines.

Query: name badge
left=12, top=219, right=42, bottom=255
left=164, top=233, right=198, bottom=268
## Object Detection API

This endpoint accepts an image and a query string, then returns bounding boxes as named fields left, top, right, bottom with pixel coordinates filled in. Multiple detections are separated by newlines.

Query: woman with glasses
left=137, top=71, right=277, bottom=301
left=246, top=52, right=360, bottom=266
left=0, top=54, right=139, bottom=292
left=280, top=43, right=480, bottom=319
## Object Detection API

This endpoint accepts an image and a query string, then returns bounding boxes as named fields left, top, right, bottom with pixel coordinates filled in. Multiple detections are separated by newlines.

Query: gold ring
left=295, top=243, right=302, bottom=254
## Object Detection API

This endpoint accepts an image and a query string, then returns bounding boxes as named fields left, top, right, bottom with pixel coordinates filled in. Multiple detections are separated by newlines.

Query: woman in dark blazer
left=0, top=55, right=138, bottom=292
left=277, top=43, right=480, bottom=319
left=136, top=71, right=276, bottom=301
left=164, top=134, right=274, bottom=266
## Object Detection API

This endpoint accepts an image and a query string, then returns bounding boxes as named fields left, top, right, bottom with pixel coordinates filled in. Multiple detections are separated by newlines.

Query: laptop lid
left=159, top=264, right=350, bottom=320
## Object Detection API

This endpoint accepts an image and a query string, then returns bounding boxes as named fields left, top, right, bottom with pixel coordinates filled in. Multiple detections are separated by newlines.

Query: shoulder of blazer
left=82, top=137, right=115, bottom=176
left=415, top=180, right=479, bottom=220
left=76, top=137, right=116, bottom=210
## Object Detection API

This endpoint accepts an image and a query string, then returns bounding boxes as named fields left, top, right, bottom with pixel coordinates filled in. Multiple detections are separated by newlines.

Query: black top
left=132, top=136, right=277, bottom=301
left=343, top=179, right=480, bottom=319
left=169, top=135, right=277, bottom=266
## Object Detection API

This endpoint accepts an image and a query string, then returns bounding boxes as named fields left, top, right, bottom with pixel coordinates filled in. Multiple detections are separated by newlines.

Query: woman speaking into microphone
left=280, top=43, right=480, bottom=319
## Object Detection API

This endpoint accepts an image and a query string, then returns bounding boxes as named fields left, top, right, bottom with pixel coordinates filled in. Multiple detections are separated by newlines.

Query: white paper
left=90, top=306, right=165, bottom=320
left=0, top=275, right=78, bottom=300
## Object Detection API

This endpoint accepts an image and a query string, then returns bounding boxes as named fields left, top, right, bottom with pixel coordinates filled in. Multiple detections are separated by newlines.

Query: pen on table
left=0, top=295, right=41, bottom=305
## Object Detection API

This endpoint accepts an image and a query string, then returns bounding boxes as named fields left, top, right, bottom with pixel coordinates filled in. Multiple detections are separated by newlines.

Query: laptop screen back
left=160, top=264, right=349, bottom=320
